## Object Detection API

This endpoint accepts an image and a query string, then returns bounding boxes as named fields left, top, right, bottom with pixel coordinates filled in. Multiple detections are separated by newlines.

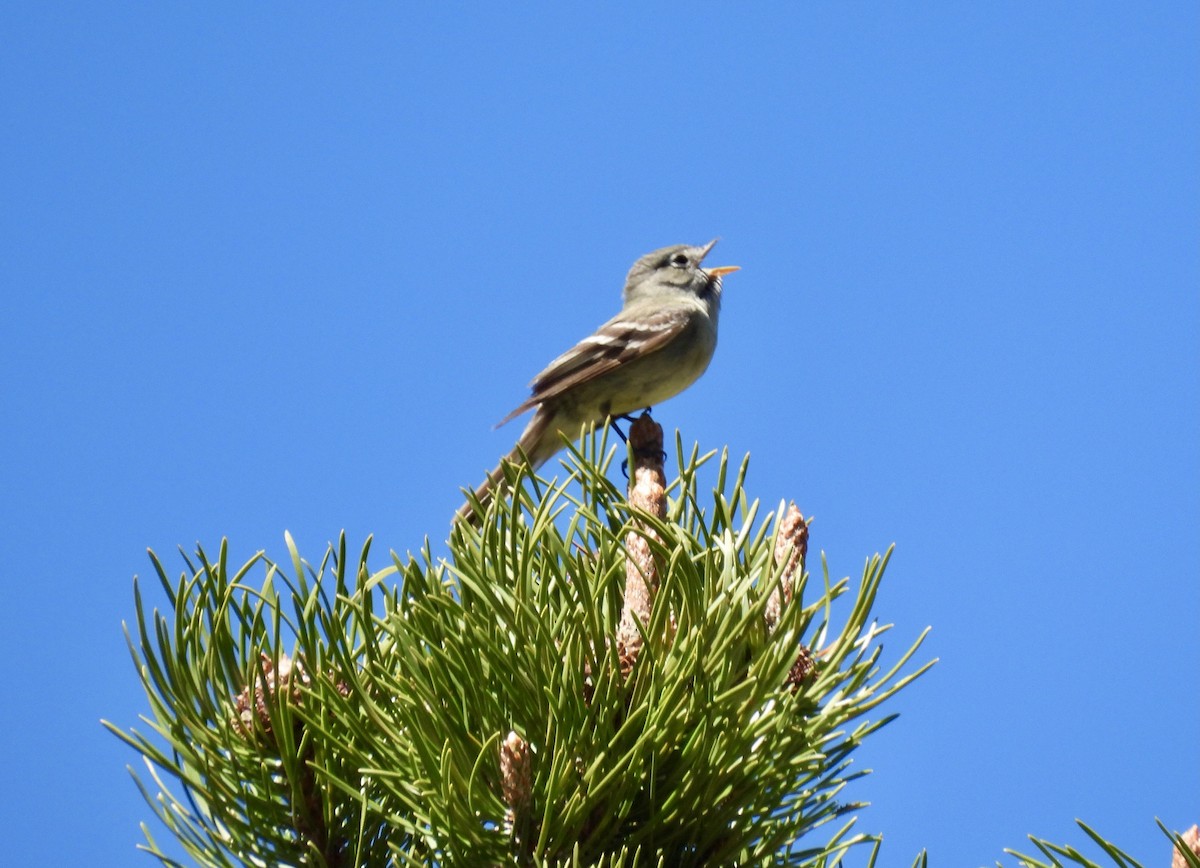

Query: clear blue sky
left=1, top=4, right=1196, bottom=865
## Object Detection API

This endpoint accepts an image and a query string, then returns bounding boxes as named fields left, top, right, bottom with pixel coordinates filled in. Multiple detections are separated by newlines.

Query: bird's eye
left=669, top=252, right=690, bottom=267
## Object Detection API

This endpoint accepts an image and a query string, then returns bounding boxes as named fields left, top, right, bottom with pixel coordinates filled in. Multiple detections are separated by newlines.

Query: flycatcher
left=457, top=239, right=738, bottom=524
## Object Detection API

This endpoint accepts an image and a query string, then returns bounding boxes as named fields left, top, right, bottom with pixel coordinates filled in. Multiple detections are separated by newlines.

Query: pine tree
left=105, top=418, right=1196, bottom=867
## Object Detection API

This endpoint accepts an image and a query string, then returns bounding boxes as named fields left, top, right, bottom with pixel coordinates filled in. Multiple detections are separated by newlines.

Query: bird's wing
left=495, top=305, right=690, bottom=427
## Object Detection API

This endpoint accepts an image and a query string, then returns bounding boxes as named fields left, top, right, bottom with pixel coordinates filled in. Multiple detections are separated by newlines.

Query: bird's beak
left=698, top=238, right=739, bottom=277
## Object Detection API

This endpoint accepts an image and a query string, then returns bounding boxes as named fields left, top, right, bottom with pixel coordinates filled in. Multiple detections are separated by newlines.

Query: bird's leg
left=610, top=416, right=634, bottom=478
left=609, top=409, right=650, bottom=441
left=608, top=416, right=633, bottom=444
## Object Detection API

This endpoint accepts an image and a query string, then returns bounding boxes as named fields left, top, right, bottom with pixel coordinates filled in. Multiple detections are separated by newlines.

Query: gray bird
left=457, top=239, right=738, bottom=525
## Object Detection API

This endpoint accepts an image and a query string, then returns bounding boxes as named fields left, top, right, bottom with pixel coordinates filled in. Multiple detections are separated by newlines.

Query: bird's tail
left=454, top=408, right=556, bottom=527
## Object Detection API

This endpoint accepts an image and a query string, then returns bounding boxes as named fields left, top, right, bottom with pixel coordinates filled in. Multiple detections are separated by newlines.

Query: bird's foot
left=609, top=407, right=653, bottom=442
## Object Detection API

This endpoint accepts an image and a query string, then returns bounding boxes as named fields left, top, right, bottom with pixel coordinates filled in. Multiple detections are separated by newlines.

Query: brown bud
left=766, top=503, right=809, bottom=631
left=500, top=731, right=532, bottom=836
left=784, top=646, right=816, bottom=692
left=1173, top=825, right=1200, bottom=868
left=233, top=652, right=310, bottom=739
left=617, top=413, right=668, bottom=677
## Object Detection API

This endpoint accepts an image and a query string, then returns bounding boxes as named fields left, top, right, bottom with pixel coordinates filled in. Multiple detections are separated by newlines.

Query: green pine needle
left=106, top=432, right=935, bottom=865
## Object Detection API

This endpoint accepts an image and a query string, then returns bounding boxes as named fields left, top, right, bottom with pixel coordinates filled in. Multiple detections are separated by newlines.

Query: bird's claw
left=609, top=407, right=653, bottom=444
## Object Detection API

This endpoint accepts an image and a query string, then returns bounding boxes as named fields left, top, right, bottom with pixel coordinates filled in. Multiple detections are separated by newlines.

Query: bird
left=456, top=239, right=738, bottom=525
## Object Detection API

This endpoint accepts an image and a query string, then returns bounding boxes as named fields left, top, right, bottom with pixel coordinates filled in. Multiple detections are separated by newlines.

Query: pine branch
left=1001, top=819, right=1200, bottom=868
left=106, top=424, right=935, bottom=865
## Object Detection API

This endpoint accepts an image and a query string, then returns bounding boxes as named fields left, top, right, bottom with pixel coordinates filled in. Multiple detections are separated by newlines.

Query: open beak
left=698, top=238, right=739, bottom=278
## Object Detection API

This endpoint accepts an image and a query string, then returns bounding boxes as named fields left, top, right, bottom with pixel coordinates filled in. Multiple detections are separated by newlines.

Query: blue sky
left=1, top=3, right=1196, bottom=865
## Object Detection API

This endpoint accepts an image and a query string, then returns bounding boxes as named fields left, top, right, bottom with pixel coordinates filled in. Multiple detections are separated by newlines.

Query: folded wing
left=495, top=306, right=690, bottom=427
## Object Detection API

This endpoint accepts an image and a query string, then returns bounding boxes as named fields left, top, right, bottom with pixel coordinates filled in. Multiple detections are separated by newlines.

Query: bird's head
left=623, top=239, right=739, bottom=306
